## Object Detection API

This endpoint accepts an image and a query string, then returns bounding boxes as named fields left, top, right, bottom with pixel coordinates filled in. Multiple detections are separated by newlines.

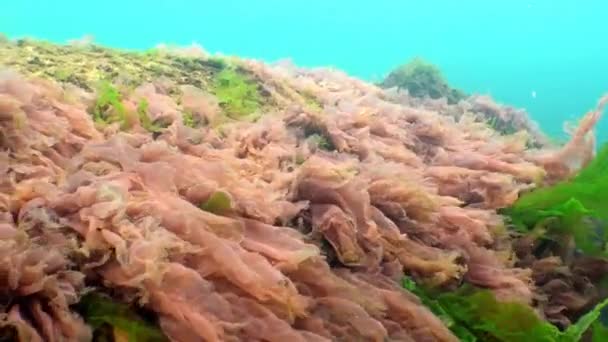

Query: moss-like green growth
left=501, top=143, right=608, bottom=256
left=402, top=277, right=608, bottom=342
left=380, top=57, right=466, bottom=104
left=300, top=91, right=323, bottom=112
left=200, top=190, right=232, bottom=214
left=52, top=68, right=73, bottom=82
left=303, top=124, right=335, bottom=151
left=182, top=110, right=197, bottom=128
left=0, top=39, right=216, bottom=93
left=210, top=68, right=263, bottom=120
left=77, top=292, right=168, bottom=342
left=486, top=115, right=518, bottom=136
left=295, top=153, right=307, bottom=165
left=92, top=81, right=128, bottom=128
left=205, top=56, right=227, bottom=70
left=0, top=39, right=278, bottom=124
left=137, top=98, right=166, bottom=133
left=307, top=133, right=334, bottom=151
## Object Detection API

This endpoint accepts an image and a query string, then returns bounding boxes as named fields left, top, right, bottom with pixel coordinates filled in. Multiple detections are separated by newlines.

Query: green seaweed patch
left=182, top=110, right=197, bottom=128
left=137, top=99, right=166, bottom=133
left=501, top=143, right=608, bottom=256
left=200, top=190, right=233, bottom=214
left=380, top=57, right=466, bottom=104
left=211, top=68, right=263, bottom=120
left=300, top=91, right=323, bottom=111
left=593, top=321, right=608, bottom=341
left=486, top=115, right=518, bottom=136
left=307, top=133, right=334, bottom=151
left=77, top=292, right=168, bottom=342
left=92, top=81, right=129, bottom=128
left=303, top=124, right=335, bottom=151
left=181, top=109, right=208, bottom=129
left=204, top=56, right=227, bottom=70
left=52, top=67, right=73, bottom=82
left=0, top=38, right=217, bottom=96
left=295, top=152, right=307, bottom=165
left=402, top=277, right=608, bottom=342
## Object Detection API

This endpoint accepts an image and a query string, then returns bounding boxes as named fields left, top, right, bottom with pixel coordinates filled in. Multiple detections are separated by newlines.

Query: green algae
left=210, top=67, right=263, bottom=120
left=181, top=110, right=197, bottom=128
left=0, top=38, right=307, bottom=126
left=486, top=115, right=518, bottom=136
left=592, top=321, right=608, bottom=341
left=136, top=98, right=167, bottom=133
left=303, top=123, right=336, bottom=151
left=307, top=133, right=334, bottom=151
left=77, top=292, right=168, bottom=342
left=403, top=277, right=608, bottom=342
left=300, top=90, right=323, bottom=112
left=205, top=56, right=228, bottom=70
left=0, top=39, right=216, bottom=92
left=92, top=81, right=128, bottom=128
left=380, top=57, right=466, bottom=105
left=501, top=143, right=608, bottom=256
left=200, top=190, right=233, bottom=214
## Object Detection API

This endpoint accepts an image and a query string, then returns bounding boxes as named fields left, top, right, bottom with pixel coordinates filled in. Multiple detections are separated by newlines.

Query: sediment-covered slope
left=0, top=38, right=606, bottom=341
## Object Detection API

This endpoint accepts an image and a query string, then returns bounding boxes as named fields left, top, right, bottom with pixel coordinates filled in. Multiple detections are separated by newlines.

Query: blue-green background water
left=2, top=0, right=607, bottom=144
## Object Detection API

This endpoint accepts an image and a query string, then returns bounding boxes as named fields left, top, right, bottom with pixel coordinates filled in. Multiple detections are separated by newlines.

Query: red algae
left=0, top=47, right=605, bottom=341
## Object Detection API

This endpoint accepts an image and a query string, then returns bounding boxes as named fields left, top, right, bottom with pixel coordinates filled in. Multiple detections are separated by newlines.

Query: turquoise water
left=2, top=0, right=607, bottom=143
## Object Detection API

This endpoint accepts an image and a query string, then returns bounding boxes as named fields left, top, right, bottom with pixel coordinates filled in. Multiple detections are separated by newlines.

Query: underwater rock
left=379, top=57, right=466, bottom=105
left=0, top=39, right=607, bottom=341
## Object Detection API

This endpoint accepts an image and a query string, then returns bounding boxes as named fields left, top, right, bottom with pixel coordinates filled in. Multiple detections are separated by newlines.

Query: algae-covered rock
left=380, top=57, right=466, bottom=104
left=3, top=36, right=606, bottom=342
left=0, top=38, right=218, bottom=92
left=210, top=67, right=263, bottom=120
left=0, top=38, right=274, bottom=123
